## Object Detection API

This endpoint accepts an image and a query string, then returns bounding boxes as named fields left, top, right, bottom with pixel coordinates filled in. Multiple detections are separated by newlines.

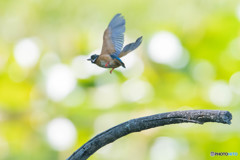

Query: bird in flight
left=88, top=14, right=142, bottom=74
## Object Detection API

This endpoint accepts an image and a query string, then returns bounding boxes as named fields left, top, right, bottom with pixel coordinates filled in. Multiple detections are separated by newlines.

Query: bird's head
left=87, top=54, right=99, bottom=63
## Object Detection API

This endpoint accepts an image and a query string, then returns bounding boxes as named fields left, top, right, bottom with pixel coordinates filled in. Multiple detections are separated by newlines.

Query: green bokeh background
left=0, top=0, right=240, bottom=160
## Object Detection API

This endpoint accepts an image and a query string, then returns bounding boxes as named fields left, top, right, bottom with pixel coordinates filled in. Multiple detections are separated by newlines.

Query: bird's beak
left=87, top=58, right=91, bottom=61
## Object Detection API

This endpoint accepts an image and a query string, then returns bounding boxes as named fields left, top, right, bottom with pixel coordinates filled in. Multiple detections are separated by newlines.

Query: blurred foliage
left=0, top=0, right=240, bottom=160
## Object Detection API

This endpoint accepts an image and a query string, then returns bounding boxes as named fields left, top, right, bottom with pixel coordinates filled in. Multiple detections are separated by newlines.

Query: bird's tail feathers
left=119, top=36, right=142, bottom=58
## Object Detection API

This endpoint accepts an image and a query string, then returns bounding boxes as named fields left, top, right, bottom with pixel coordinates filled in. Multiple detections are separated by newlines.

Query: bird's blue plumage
left=110, top=54, right=125, bottom=68
left=108, top=13, right=125, bottom=55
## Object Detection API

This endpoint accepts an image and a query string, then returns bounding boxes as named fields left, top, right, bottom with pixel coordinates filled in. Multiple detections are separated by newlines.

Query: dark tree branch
left=67, top=110, right=232, bottom=160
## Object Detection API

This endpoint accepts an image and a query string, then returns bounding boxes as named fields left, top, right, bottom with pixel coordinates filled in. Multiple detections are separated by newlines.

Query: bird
left=87, top=13, right=142, bottom=74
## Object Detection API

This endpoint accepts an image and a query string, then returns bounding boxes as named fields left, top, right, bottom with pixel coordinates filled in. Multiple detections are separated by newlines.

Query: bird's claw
left=110, top=68, right=114, bottom=74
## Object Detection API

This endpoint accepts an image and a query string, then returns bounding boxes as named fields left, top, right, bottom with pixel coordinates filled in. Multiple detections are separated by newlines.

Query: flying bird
left=88, top=14, right=142, bottom=74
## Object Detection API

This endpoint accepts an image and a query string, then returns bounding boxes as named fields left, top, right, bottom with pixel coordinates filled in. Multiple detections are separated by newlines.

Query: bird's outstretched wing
left=119, top=36, right=142, bottom=58
left=101, top=14, right=125, bottom=55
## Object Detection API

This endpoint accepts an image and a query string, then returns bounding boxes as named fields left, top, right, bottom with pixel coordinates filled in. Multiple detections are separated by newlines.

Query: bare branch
left=67, top=110, right=232, bottom=160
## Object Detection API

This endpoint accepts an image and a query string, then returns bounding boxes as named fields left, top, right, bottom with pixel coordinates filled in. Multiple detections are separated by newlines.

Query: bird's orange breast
left=95, top=55, right=121, bottom=68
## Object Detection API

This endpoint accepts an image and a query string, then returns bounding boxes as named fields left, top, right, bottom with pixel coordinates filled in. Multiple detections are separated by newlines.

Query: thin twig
left=67, top=110, right=232, bottom=160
